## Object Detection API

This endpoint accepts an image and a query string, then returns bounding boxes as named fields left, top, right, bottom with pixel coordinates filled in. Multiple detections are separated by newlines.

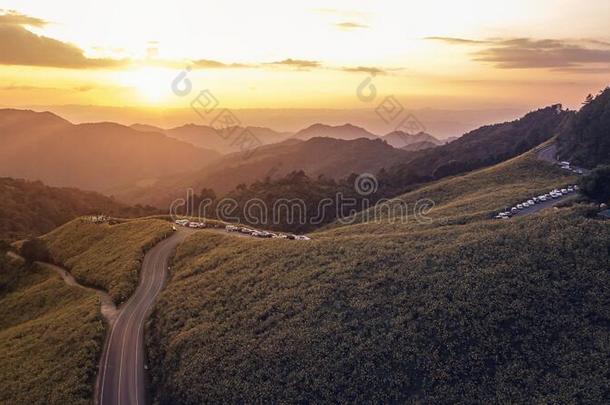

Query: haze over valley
left=1, top=2, right=609, bottom=404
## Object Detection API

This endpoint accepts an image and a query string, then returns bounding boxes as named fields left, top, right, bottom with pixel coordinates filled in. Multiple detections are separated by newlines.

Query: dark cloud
left=0, top=10, right=47, bottom=27
left=340, top=66, right=386, bottom=75
left=267, top=58, right=320, bottom=68
left=0, top=10, right=126, bottom=68
left=192, top=59, right=251, bottom=69
left=0, top=24, right=126, bottom=68
left=74, top=85, right=95, bottom=92
left=424, top=36, right=487, bottom=45
left=336, top=22, right=368, bottom=30
left=427, top=36, right=610, bottom=70
left=551, top=66, right=610, bottom=74
left=474, top=38, right=610, bottom=68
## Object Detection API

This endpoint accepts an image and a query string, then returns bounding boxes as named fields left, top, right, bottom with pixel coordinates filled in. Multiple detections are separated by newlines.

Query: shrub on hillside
left=579, top=164, right=610, bottom=203
left=20, top=238, right=50, bottom=263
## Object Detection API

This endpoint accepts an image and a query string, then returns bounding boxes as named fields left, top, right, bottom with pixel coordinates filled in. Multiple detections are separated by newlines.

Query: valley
left=1, top=78, right=609, bottom=404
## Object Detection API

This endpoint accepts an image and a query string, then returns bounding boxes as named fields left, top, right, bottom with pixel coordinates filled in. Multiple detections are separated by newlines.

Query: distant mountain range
left=131, top=123, right=292, bottom=154
left=381, top=104, right=569, bottom=185
left=0, top=109, right=219, bottom=193
left=400, top=140, right=439, bottom=151
left=4, top=90, right=604, bottom=212
left=112, top=137, right=415, bottom=207
left=382, top=130, right=442, bottom=148
left=293, top=123, right=378, bottom=141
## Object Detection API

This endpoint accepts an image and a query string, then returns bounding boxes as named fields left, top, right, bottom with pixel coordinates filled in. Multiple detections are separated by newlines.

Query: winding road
left=97, top=227, right=194, bottom=405
left=503, top=143, right=586, bottom=217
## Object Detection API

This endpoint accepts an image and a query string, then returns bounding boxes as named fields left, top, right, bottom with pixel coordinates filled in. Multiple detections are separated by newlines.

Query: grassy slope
left=325, top=148, right=577, bottom=236
left=0, top=256, right=104, bottom=405
left=43, top=218, right=172, bottom=304
left=147, top=149, right=610, bottom=403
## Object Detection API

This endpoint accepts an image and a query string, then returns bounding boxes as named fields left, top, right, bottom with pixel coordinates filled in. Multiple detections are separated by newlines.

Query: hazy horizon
left=3, top=104, right=533, bottom=138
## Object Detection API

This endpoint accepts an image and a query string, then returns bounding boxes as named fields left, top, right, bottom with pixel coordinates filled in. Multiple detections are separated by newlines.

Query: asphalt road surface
left=500, top=143, right=583, bottom=217
left=97, top=228, right=194, bottom=405
left=510, top=194, right=573, bottom=217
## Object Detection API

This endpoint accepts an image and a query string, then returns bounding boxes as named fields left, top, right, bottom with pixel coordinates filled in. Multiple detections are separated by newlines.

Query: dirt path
left=5, top=251, right=118, bottom=325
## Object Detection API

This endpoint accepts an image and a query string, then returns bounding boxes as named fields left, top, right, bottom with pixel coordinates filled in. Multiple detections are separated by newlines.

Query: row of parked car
left=173, top=219, right=311, bottom=240
left=225, top=225, right=311, bottom=240
left=494, top=185, right=579, bottom=219
left=559, top=161, right=584, bottom=174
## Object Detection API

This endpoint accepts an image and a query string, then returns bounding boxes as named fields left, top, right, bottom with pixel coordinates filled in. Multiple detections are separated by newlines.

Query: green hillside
left=0, top=255, right=104, bottom=405
left=146, top=149, right=609, bottom=403
left=327, top=146, right=577, bottom=235
left=43, top=218, right=172, bottom=304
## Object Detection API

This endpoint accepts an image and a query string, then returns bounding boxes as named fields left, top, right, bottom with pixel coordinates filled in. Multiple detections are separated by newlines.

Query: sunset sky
left=1, top=0, right=609, bottom=112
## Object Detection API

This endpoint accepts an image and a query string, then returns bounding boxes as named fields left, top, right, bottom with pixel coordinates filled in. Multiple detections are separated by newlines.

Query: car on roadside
left=517, top=204, right=524, bottom=209
left=511, top=207, right=518, bottom=213
left=225, top=225, right=239, bottom=232
left=295, top=235, right=311, bottom=240
left=561, top=188, right=568, bottom=194
left=527, top=199, right=535, bottom=205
